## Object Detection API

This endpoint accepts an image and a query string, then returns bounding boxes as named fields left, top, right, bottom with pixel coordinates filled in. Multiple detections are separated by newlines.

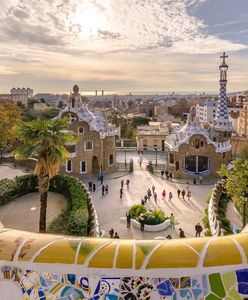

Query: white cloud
left=0, top=0, right=246, bottom=54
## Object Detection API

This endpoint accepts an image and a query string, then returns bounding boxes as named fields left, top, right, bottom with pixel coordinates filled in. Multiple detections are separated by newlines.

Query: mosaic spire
left=214, top=52, right=233, bottom=131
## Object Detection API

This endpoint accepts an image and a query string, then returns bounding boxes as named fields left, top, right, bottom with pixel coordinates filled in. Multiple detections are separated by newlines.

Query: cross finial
left=220, top=52, right=228, bottom=63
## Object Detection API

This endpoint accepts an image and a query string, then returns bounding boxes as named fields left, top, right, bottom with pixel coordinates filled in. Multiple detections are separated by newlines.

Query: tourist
left=162, top=190, right=166, bottom=201
left=181, top=189, right=186, bottom=200
left=168, top=192, right=173, bottom=202
left=93, top=183, right=96, bottom=192
left=126, top=179, right=130, bottom=188
left=147, top=188, right=152, bottom=200
left=121, top=180, right=124, bottom=189
left=161, top=170, right=164, bottom=178
left=126, top=211, right=131, bottom=228
left=120, top=188, right=123, bottom=199
left=154, top=192, right=158, bottom=204
left=166, top=235, right=172, bottom=239
left=100, top=174, right=104, bottom=185
left=114, top=232, right=120, bottom=239
left=140, top=215, right=145, bottom=231
left=105, top=185, right=109, bottom=194
left=88, top=181, right=92, bottom=191
left=195, top=223, right=203, bottom=237
left=169, top=173, right=173, bottom=181
left=102, top=185, right=105, bottom=196
left=199, top=175, right=203, bottom=185
left=109, top=228, right=114, bottom=238
left=187, top=190, right=191, bottom=201
left=141, top=198, right=145, bottom=206
left=165, top=171, right=169, bottom=180
left=144, top=194, right=148, bottom=204
left=179, top=228, right=186, bottom=238
left=170, top=213, right=175, bottom=229
left=177, top=188, right=181, bottom=199
left=152, top=185, right=155, bottom=194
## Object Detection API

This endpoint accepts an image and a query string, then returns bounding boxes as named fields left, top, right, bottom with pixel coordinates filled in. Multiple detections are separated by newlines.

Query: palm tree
left=13, top=118, right=78, bottom=233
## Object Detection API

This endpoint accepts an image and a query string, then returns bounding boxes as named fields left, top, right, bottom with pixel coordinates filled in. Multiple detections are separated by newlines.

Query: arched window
left=195, top=139, right=200, bottom=149
left=78, top=127, right=84, bottom=134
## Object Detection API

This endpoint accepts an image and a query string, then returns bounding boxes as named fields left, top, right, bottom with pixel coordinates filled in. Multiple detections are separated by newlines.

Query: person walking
left=109, top=228, right=114, bottom=238
left=168, top=192, right=173, bottom=202
left=114, top=232, right=120, bottom=239
left=120, top=188, right=123, bottom=199
left=165, top=171, right=169, bottom=180
left=105, top=184, right=109, bottom=194
left=195, top=223, right=203, bottom=237
left=126, top=179, right=130, bottom=189
left=152, top=185, right=155, bottom=194
left=126, top=212, right=131, bottom=228
left=162, top=190, right=166, bottom=201
left=93, top=183, right=96, bottom=192
left=177, top=188, right=181, bottom=199
left=199, top=175, right=203, bottom=185
left=161, top=170, right=164, bottom=178
left=140, top=215, right=145, bottom=232
left=144, top=194, right=148, bottom=205
left=169, top=173, right=173, bottom=181
left=181, top=189, right=186, bottom=200
left=154, top=192, right=158, bottom=204
left=170, top=213, right=175, bottom=229
left=121, top=180, right=124, bottom=189
left=141, top=198, right=145, bottom=206
left=102, top=185, right=105, bottom=196
left=88, top=182, right=92, bottom=191
left=147, top=188, right=152, bottom=200
left=187, top=190, right=191, bottom=202
left=100, top=174, right=104, bottom=185
left=179, top=228, right=186, bottom=238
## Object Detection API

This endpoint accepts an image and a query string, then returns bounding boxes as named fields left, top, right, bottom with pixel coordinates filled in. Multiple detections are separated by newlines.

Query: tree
left=219, top=159, right=248, bottom=215
left=238, top=145, right=248, bottom=162
left=13, top=118, right=79, bottom=232
left=0, top=101, right=22, bottom=157
left=108, top=109, right=121, bottom=126
left=131, top=116, right=150, bottom=128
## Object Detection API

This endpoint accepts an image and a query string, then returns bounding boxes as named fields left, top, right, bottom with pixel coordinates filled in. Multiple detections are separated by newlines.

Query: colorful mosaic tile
left=0, top=265, right=248, bottom=299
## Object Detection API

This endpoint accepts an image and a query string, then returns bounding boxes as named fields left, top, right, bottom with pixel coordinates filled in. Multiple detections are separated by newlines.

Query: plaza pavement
left=92, top=155, right=215, bottom=239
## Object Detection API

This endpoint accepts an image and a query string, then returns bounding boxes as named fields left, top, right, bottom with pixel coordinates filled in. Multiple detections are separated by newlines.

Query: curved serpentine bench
left=0, top=228, right=247, bottom=299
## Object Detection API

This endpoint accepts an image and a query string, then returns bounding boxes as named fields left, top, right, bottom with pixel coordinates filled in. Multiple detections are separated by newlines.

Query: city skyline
left=0, top=0, right=248, bottom=94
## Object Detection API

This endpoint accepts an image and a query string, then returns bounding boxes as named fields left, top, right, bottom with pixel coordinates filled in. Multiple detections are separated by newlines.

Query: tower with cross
left=212, top=52, right=233, bottom=141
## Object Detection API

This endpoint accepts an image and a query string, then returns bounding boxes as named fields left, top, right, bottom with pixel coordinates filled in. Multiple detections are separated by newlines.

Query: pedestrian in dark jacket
left=105, top=185, right=109, bottom=194
left=120, top=188, right=123, bottom=198
left=195, top=223, right=203, bottom=237
left=93, top=183, right=96, bottom=192
left=179, top=228, right=186, bottom=238
left=100, top=174, right=104, bottom=185
left=102, top=185, right=105, bottom=196
left=177, top=188, right=181, bottom=198
left=181, top=189, right=186, bottom=200
left=109, top=228, right=114, bottom=238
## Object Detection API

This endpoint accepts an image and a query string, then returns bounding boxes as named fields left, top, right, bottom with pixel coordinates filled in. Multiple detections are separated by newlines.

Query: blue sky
left=0, top=0, right=247, bottom=94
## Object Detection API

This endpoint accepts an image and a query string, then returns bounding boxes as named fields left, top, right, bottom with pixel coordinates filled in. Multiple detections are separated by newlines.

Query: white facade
left=10, top=87, right=33, bottom=105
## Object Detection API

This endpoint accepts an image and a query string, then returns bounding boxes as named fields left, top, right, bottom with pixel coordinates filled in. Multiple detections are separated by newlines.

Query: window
left=80, top=161, right=86, bottom=173
left=85, top=141, right=93, bottom=150
left=169, top=153, right=174, bottom=164
left=109, top=154, right=114, bottom=165
left=66, top=160, right=72, bottom=172
left=195, top=139, right=200, bottom=149
left=200, top=141, right=204, bottom=147
left=78, top=127, right=84, bottom=134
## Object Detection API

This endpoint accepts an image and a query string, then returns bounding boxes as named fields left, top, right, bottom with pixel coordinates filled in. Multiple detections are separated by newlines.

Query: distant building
left=57, top=85, right=117, bottom=177
left=238, top=102, right=248, bottom=137
left=137, top=121, right=179, bottom=151
left=10, top=87, right=33, bottom=105
left=138, top=102, right=155, bottom=117
left=165, top=53, right=233, bottom=178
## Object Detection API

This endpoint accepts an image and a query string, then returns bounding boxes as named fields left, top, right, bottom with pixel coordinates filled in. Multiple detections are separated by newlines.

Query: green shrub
left=0, top=174, right=89, bottom=236
left=140, top=209, right=166, bottom=225
left=0, top=178, right=17, bottom=205
left=128, top=204, right=147, bottom=220
left=128, top=204, right=165, bottom=225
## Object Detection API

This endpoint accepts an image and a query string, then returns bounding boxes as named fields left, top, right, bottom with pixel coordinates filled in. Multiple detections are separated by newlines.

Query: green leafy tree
left=239, top=145, right=248, bottom=162
left=108, top=109, right=121, bottom=126
left=0, top=101, right=22, bottom=157
left=13, top=118, right=79, bottom=232
left=219, top=159, right=248, bottom=215
left=131, top=116, right=150, bottom=128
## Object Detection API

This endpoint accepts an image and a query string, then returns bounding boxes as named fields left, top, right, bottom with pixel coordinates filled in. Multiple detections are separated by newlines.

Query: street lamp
left=242, top=191, right=248, bottom=228
left=122, top=147, right=127, bottom=166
